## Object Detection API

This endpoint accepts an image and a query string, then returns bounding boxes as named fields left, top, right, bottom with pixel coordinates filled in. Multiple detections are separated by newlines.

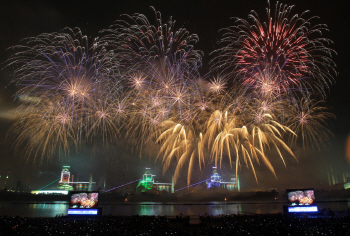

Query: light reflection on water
left=0, top=201, right=68, bottom=218
left=0, top=201, right=349, bottom=217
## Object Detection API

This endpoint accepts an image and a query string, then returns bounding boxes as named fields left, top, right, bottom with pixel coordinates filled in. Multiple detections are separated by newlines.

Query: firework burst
left=6, top=4, right=337, bottom=187
left=6, top=27, right=120, bottom=159
left=9, top=100, right=77, bottom=163
left=204, top=106, right=296, bottom=183
left=211, top=1, right=337, bottom=98
left=100, top=7, right=205, bottom=147
left=156, top=120, right=205, bottom=186
left=100, top=6, right=203, bottom=70
left=288, top=95, right=335, bottom=149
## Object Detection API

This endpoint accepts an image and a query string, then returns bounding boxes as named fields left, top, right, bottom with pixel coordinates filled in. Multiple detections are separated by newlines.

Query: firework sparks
left=6, top=27, right=120, bottom=159
left=9, top=100, right=77, bottom=163
left=6, top=4, right=337, bottom=187
left=288, top=95, right=335, bottom=149
left=209, top=77, right=227, bottom=94
left=211, top=1, right=337, bottom=98
left=156, top=120, right=205, bottom=186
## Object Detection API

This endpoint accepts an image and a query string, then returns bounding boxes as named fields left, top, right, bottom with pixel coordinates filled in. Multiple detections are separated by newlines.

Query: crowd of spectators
left=1, top=212, right=350, bottom=235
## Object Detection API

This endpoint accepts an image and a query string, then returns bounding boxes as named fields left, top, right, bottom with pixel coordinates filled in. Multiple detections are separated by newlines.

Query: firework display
left=6, top=27, right=121, bottom=162
left=287, top=189, right=316, bottom=206
left=6, top=3, right=336, bottom=185
left=69, top=192, right=99, bottom=209
left=211, top=1, right=337, bottom=99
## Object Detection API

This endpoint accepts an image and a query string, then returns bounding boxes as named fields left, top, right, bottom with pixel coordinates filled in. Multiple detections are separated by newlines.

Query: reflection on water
left=209, top=204, right=240, bottom=215
left=0, top=201, right=68, bottom=218
left=139, top=205, right=175, bottom=216
left=0, top=201, right=350, bottom=217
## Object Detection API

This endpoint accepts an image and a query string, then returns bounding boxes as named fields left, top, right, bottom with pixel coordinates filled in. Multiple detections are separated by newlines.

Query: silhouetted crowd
left=1, top=212, right=350, bottom=235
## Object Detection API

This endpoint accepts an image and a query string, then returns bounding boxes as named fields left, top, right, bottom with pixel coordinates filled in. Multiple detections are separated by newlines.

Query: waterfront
left=1, top=200, right=350, bottom=218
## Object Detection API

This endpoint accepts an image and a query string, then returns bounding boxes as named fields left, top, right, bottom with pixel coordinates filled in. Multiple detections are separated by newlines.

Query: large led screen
left=287, top=189, right=315, bottom=207
left=69, top=191, right=99, bottom=209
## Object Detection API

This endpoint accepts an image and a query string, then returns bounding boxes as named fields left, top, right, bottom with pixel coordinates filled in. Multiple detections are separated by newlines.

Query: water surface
left=1, top=200, right=350, bottom=217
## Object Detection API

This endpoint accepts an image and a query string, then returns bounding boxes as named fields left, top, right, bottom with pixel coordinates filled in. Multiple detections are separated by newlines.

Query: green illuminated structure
left=136, top=170, right=155, bottom=192
left=137, top=168, right=174, bottom=193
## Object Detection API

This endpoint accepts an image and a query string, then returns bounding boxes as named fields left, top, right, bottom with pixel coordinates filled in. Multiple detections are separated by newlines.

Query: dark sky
left=0, top=0, right=349, bottom=191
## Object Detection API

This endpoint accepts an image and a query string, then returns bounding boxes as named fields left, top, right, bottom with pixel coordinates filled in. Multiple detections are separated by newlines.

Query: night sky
left=0, top=0, right=349, bottom=192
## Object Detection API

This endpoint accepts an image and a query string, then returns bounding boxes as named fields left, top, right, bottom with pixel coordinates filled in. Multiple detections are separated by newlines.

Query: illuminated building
left=30, top=166, right=97, bottom=192
left=58, top=166, right=74, bottom=191
left=136, top=168, right=174, bottom=193
left=207, top=167, right=240, bottom=191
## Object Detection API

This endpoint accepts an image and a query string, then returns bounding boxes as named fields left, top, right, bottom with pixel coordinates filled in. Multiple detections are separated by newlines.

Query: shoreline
left=7, top=199, right=350, bottom=205
left=1, top=189, right=350, bottom=203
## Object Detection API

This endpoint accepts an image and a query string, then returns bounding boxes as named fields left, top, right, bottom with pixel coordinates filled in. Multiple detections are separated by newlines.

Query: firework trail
left=204, top=101, right=296, bottom=183
left=156, top=120, right=205, bottom=186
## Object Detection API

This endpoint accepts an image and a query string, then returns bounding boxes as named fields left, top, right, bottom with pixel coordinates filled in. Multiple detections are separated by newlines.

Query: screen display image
left=287, top=189, right=315, bottom=206
left=69, top=192, right=99, bottom=209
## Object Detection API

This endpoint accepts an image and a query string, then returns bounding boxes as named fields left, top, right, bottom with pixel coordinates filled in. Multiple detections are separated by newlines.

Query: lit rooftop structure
left=137, top=168, right=174, bottom=193
left=207, top=167, right=240, bottom=191
left=57, top=166, right=96, bottom=191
